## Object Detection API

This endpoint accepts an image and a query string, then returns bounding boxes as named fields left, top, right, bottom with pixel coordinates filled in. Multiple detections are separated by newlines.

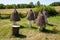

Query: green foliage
left=29, top=2, right=35, bottom=8
left=0, top=3, right=35, bottom=9
left=37, top=1, right=40, bottom=7
left=33, top=6, right=58, bottom=16
left=45, top=6, right=58, bottom=16
left=0, top=4, right=5, bottom=9
left=5, top=4, right=17, bottom=9
left=0, top=1, right=40, bottom=9
left=0, top=12, right=27, bottom=19
left=33, top=6, right=45, bottom=13
left=0, top=14, right=10, bottom=19
left=11, top=4, right=17, bottom=8
left=50, top=2, right=60, bottom=6
left=17, top=4, right=28, bottom=8
left=0, top=2, right=35, bottom=9
left=19, top=12, right=27, bottom=18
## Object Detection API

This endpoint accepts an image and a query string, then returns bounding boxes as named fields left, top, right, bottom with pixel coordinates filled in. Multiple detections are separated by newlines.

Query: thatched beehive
left=10, top=9, right=20, bottom=21
left=27, top=9, right=35, bottom=20
left=36, top=11, right=46, bottom=26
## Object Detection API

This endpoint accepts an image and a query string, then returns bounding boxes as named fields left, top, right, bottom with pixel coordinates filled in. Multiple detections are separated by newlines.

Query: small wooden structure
left=12, top=25, right=20, bottom=36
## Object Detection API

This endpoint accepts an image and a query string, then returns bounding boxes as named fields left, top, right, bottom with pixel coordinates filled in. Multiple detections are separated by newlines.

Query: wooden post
left=12, top=25, right=20, bottom=36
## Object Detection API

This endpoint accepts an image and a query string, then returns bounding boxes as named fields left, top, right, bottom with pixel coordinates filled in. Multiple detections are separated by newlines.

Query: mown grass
left=0, top=8, right=31, bottom=14
left=0, top=6, right=60, bottom=14
left=0, top=16, right=60, bottom=40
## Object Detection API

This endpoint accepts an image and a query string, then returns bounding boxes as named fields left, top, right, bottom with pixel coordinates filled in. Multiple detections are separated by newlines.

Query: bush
left=45, top=6, right=58, bottom=16
left=1, top=14, right=10, bottom=19
left=19, top=12, right=27, bottom=18
left=58, top=11, right=60, bottom=15
left=33, top=6, right=58, bottom=17
left=0, top=12, right=27, bottom=19
left=50, top=2, right=60, bottom=6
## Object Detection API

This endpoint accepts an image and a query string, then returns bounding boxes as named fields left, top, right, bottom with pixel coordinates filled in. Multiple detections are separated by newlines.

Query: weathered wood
left=12, top=25, right=20, bottom=36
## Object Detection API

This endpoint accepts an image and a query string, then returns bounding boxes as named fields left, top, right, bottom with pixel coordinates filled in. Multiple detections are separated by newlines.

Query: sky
left=0, top=0, right=60, bottom=5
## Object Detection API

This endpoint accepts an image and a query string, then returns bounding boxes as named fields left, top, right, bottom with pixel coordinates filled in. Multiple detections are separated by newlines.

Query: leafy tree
left=50, top=2, right=60, bottom=6
left=0, top=4, right=5, bottom=9
left=11, top=4, right=17, bottom=8
left=5, top=5, right=12, bottom=9
left=29, top=2, right=35, bottom=8
left=17, top=4, right=21, bottom=8
left=37, top=1, right=40, bottom=7
left=5, top=4, right=17, bottom=9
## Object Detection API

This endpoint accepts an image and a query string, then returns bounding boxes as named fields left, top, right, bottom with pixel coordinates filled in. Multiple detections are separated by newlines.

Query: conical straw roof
left=10, top=9, right=20, bottom=21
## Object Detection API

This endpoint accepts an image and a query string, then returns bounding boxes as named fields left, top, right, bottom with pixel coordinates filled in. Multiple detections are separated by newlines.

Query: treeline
left=0, top=1, right=60, bottom=9
left=0, top=1, right=40, bottom=9
left=49, top=2, right=60, bottom=6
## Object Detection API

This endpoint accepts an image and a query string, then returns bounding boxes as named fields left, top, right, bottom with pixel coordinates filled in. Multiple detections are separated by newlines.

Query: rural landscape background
left=0, top=0, right=60, bottom=40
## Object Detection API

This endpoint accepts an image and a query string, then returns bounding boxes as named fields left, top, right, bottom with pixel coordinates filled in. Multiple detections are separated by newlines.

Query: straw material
left=27, top=10, right=34, bottom=20
left=10, top=9, right=20, bottom=21
left=36, top=12, right=46, bottom=26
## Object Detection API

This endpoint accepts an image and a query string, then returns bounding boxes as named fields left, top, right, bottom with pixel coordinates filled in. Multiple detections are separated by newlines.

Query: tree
left=5, top=4, right=17, bottom=9
left=37, top=1, right=40, bottom=7
left=29, top=2, right=35, bottom=8
left=0, top=4, right=5, bottom=9
left=17, top=4, right=29, bottom=8
left=17, top=4, right=20, bottom=8
left=0, top=2, right=36, bottom=9
left=11, top=4, right=17, bottom=8
left=5, top=5, right=12, bottom=9
left=50, top=2, right=60, bottom=6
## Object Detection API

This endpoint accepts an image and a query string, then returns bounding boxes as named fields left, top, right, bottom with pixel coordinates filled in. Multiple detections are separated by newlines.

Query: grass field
left=53, top=6, right=60, bottom=12
left=0, top=6, right=60, bottom=40
left=0, top=8, right=31, bottom=14
left=0, top=6, right=60, bottom=14
left=0, top=15, right=60, bottom=40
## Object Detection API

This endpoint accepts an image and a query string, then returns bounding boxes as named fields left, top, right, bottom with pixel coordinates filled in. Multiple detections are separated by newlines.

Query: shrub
left=1, top=14, right=10, bottom=19
left=0, top=12, right=27, bottom=19
left=45, top=6, right=58, bottom=16
left=33, top=6, right=44, bottom=13
left=49, top=2, right=60, bottom=6
left=19, top=12, right=27, bottom=18
left=33, top=6, right=58, bottom=17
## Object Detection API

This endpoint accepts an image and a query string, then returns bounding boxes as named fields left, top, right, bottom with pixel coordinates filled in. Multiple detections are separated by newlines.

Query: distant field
left=0, top=6, right=60, bottom=14
left=53, top=6, right=60, bottom=12
left=0, top=8, right=31, bottom=14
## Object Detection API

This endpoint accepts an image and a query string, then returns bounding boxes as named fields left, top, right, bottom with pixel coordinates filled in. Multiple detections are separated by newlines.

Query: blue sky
left=0, top=0, right=60, bottom=5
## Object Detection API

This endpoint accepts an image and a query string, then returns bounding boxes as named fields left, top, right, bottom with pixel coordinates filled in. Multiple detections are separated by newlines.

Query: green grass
left=0, top=16, right=60, bottom=40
